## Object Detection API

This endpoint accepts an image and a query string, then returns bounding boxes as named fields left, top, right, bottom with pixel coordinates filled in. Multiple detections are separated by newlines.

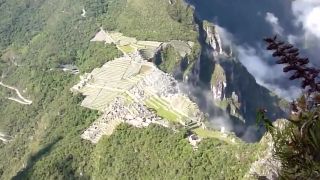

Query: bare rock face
left=247, top=134, right=280, bottom=180
left=245, top=119, right=288, bottom=179
left=211, top=63, right=226, bottom=101
left=211, top=81, right=226, bottom=100
left=203, top=20, right=223, bottom=55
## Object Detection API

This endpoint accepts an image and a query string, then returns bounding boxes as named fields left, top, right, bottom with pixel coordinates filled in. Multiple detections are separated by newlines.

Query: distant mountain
left=155, top=15, right=288, bottom=141
left=186, top=0, right=296, bottom=45
left=0, top=0, right=285, bottom=179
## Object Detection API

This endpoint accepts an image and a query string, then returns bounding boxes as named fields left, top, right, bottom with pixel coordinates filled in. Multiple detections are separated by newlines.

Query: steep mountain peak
left=0, top=0, right=289, bottom=179
left=203, top=20, right=224, bottom=55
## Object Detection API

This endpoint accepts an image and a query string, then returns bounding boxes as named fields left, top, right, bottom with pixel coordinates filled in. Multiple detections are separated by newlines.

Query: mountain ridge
left=0, top=0, right=284, bottom=178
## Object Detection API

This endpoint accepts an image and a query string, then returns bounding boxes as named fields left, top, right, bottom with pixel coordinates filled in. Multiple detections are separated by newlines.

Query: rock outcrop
left=203, top=20, right=223, bottom=56
left=211, top=63, right=226, bottom=100
left=245, top=119, right=287, bottom=179
left=182, top=17, right=287, bottom=141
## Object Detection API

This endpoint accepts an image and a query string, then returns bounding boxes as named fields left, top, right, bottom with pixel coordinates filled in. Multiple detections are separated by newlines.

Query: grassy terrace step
left=118, top=45, right=136, bottom=53
left=131, top=44, right=147, bottom=49
left=82, top=91, right=121, bottom=111
left=143, top=95, right=194, bottom=123
left=97, top=65, right=130, bottom=73
left=80, top=86, right=100, bottom=95
left=151, top=95, right=194, bottom=120
left=93, top=82, right=134, bottom=89
left=145, top=98, right=180, bottom=122
left=121, top=94, right=134, bottom=105
left=150, top=96, right=170, bottom=107
left=0, top=0, right=220, bottom=178
left=193, top=128, right=238, bottom=144
left=102, top=62, right=131, bottom=69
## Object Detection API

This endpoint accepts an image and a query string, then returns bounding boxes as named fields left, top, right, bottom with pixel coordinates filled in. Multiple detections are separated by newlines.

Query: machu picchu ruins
left=72, top=29, right=204, bottom=143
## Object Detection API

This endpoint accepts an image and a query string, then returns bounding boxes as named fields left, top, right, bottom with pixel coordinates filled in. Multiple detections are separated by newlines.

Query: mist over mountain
left=187, top=0, right=320, bottom=100
left=0, top=0, right=315, bottom=178
left=187, top=0, right=296, bottom=44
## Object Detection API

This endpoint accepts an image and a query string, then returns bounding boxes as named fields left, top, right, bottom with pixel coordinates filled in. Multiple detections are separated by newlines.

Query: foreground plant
left=258, top=36, right=320, bottom=179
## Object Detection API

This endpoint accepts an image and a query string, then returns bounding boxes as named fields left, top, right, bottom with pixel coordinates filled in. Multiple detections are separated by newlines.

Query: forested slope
left=0, top=0, right=262, bottom=179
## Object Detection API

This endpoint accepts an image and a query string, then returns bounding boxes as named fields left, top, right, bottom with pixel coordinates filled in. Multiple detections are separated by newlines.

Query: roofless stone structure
left=72, top=30, right=203, bottom=143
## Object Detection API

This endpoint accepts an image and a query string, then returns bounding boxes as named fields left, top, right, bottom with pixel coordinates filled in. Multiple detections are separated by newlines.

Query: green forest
left=0, top=0, right=263, bottom=179
left=14, top=124, right=261, bottom=179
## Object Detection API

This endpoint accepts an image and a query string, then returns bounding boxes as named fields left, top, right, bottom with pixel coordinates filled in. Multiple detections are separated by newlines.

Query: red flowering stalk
left=260, top=36, right=320, bottom=179
left=264, top=36, right=320, bottom=95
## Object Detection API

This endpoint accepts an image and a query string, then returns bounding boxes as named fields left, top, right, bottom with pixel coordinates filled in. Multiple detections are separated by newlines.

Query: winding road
left=0, top=132, right=11, bottom=143
left=0, top=82, right=32, bottom=105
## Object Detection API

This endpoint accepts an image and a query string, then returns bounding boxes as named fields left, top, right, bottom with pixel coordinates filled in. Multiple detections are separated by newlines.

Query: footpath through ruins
left=72, top=28, right=204, bottom=144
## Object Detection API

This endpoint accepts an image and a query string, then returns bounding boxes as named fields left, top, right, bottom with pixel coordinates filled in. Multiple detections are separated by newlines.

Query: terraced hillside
left=0, top=0, right=269, bottom=179
left=72, top=35, right=204, bottom=143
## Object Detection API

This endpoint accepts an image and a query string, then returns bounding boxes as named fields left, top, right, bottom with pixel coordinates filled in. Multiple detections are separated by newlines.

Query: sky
left=292, top=0, right=320, bottom=39
left=187, top=0, right=320, bottom=100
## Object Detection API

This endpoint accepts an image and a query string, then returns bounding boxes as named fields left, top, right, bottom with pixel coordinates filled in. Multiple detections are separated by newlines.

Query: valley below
left=0, top=0, right=290, bottom=179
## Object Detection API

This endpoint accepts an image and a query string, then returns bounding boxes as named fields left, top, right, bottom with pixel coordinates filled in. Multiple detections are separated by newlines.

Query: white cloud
left=292, top=0, right=320, bottom=39
left=287, top=34, right=300, bottom=44
left=213, top=23, right=300, bottom=99
left=265, top=12, right=284, bottom=35
left=290, top=0, right=320, bottom=68
left=305, top=7, right=320, bottom=37
left=236, top=45, right=284, bottom=82
left=179, top=82, right=234, bottom=131
left=236, top=45, right=301, bottom=99
left=215, top=25, right=234, bottom=46
left=260, top=82, right=301, bottom=100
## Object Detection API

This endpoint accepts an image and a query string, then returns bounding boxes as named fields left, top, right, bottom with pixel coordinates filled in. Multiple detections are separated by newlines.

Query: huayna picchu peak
left=0, top=0, right=318, bottom=179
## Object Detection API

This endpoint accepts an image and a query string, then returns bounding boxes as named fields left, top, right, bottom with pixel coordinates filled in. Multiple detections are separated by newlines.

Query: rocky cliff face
left=203, top=20, right=223, bottom=56
left=245, top=119, right=287, bottom=179
left=211, top=63, right=226, bottom=100
left=150, top=2, right=286, bottom=141
left=246, top=133, right=281, bottom=180
left=183, top=17, right=287, bottom=141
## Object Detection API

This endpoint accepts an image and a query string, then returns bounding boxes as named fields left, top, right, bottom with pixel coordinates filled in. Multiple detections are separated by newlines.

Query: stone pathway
left=74, top=29, right=204, bottom=143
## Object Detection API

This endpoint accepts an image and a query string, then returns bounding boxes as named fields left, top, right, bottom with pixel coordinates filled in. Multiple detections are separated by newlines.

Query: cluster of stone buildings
left=81, top=96, right=170, bottom=143
left=77, top=59, right=204, bottom=143
left=74, top=29, right=206, bottom=144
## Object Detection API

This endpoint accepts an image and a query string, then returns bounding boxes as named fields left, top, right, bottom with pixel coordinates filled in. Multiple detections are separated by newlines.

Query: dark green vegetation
left=220, top=58, right=287, bottom=121
left=93, top=124, right=260, bottom=179
left=116, top=0, right=197, bottom=41
left=0, top=0, right=263, bottom=179
left=259, top=96, right=320, bottom=179
left=271, top=104, right=320, bottom=179
left=10, top=124, right=261, bottom=179
left=155, top=41, right=201, bottom=78
left=78, top=43, right=122, bottom=73
left=259, top=37, right=320, bottom=179
left=155, top=45, right=181, bottom=73
left=0, top=0, right=120, bottom=178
